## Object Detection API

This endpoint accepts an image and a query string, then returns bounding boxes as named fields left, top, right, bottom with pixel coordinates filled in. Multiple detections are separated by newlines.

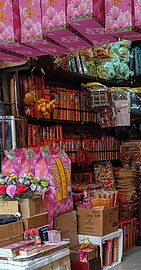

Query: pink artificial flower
left=24, top=18, right=33, bottom=29
left=6, top=185, right=17, bottom=198
left=51, top=14, right=62, bottom=28
left=77, top=3, right=88, bottom=16
left=46, top=6, right=56, bottom=20
left=115, top=13, right=129, bottom=29
left=109, top=6, right=120, bottom=19
left=42, top=16, right=50, bottom=30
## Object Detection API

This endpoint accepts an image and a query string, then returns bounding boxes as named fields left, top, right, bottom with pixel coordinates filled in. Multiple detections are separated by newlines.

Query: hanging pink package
left=39, top=146, right=73, bottom=229
left=19, top=147, right=40, bottom=176
left=2, top=149, right=21, bottom=176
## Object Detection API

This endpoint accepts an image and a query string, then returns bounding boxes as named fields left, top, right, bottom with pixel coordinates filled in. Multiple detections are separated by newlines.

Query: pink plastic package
left=41, top=0, right=91, bottom=51
left=105, top=0, right=140, bottom=40
left=2, top=149, right=21, bottom=176
left=38, top=146, right=73, bottom=229
left=67, top=0, right=117, bottom=45
left=18, top=147, right=40, bottom=177
left=18, top=0, right=69, bottom=56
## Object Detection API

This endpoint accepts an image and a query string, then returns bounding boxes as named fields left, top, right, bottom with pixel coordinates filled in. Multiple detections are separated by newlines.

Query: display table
left=78, top=229, right=123, bottom=270
left=0, top=243, right=70, bottom=270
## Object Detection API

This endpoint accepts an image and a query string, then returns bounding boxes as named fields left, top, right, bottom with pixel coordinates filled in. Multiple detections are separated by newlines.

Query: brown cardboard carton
left=54, top=211, right=78, bottom=248
left=77, top=207, right=118, bottom=236
left=19, top=197, right=44, bottom=218
left=0, top=221, right=24, bottom=247
left=22, top=212, right=49, bottom=230
left=0, top=200, right=18, bottom=214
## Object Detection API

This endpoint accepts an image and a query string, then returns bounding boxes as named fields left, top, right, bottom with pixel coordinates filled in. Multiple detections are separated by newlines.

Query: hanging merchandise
left=130, top=88, right=141, bottom=114
left=93, top=41, right=133, bottom=80
left=0, top=0, right=45, bottom=58
left=67, top=0, right=117, bottom=45
left=81, top=82, right=112, bottom=109
left=105, top=0, right=141, bottom=41
left=41, top=0, right=91, bottom=51
left=111, top=88, right=130, bottom=126
left=18, top=0, right=69, bottom=56
left=81, top=82, right=116, bottom=127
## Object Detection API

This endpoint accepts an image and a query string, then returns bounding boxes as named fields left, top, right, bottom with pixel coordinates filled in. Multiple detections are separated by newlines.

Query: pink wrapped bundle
left=105, top=0, right=141, bottom=40
left=41, top=0, right=91, bottom=51
left=67, top=0, right=117, bottom=45
left=18, top=0, right=68, bottom=55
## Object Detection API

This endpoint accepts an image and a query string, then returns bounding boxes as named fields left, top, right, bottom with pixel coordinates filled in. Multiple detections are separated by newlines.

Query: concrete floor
left=111, top=246, right=141, bottom=269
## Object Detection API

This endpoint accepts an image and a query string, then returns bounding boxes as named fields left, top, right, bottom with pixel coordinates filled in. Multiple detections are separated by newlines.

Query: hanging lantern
left=67, top=0, right=117, bottom=45
left=41, top=0, right=92, bottom=52
left=18, top=0, right=70, bottom=56
left=105, top=0, right=141, bottom=40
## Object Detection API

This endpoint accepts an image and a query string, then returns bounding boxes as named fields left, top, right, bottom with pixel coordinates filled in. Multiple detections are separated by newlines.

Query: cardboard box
left=0, top=200, right=19, bottom=215
left=22, top=212, right=49, bottom=230
left=71, top=257, right=101, bottom=270
left=77, top=207, right=118, bottom=236
left=19, top=197, right=44, bottom=218
left=0, top=197, right=43, bottom=218
left=0, top=221, right=24, bottom=247
left=54, top=211, right=78, bottom=248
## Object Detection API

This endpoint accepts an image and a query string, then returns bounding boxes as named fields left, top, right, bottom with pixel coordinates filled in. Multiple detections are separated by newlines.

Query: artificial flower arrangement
left=0, top=173, right=51, bottom=199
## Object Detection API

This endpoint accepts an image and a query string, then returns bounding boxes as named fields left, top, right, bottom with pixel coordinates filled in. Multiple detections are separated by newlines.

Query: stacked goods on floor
left=114, top=168, right=138, bottom=220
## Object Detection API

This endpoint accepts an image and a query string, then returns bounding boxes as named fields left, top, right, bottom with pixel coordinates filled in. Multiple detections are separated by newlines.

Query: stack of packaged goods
left=114, top=168, right=138, bottom=220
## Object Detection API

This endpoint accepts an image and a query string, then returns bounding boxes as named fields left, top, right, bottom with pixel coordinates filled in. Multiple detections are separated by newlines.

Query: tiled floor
left=111, top=246, right=141, bottom=269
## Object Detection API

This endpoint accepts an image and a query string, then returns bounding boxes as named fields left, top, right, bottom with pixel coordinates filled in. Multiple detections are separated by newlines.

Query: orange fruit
left=41, top=106, right=46, bottom=113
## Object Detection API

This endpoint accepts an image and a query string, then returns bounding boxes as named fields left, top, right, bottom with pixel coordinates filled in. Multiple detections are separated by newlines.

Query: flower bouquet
left=0, top=173, right=51, bottom=200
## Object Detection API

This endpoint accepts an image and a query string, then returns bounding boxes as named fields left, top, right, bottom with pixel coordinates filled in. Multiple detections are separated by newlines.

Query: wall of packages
left=0, top=41, right=141, bottom=269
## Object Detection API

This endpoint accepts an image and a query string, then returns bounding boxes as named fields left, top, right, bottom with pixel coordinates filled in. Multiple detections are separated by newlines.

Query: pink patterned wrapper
left=41, top=0, right=91, bottom=51
left=19, top=0, right=70, bottom=55
left=0, top=51, right=25, bottom=62
left=23, top=39, right=69, bottom=56
left=66, top=0, right=116, bottom=45
left=38, top=146, right=73, bottom=229
left=19, top=0, right=42, bottom=41
left=105, top=0, right=137, bottom=38
left=0, top=43, right=45, bottom=57
left=68, top=19, right=117, bottom=45
left=0, top=0, right=21, bottom=43
left=134, top=0, right=141, bottom=28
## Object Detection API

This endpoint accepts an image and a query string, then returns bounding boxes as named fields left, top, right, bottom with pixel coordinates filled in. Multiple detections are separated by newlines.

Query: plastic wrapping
left=110, top=88, right=130, bottom=126
left=94, top=161, right=115, bottom=190
left=130, top=88, right=141, bottom=114
left=81, top=82, right=112, bottom=109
